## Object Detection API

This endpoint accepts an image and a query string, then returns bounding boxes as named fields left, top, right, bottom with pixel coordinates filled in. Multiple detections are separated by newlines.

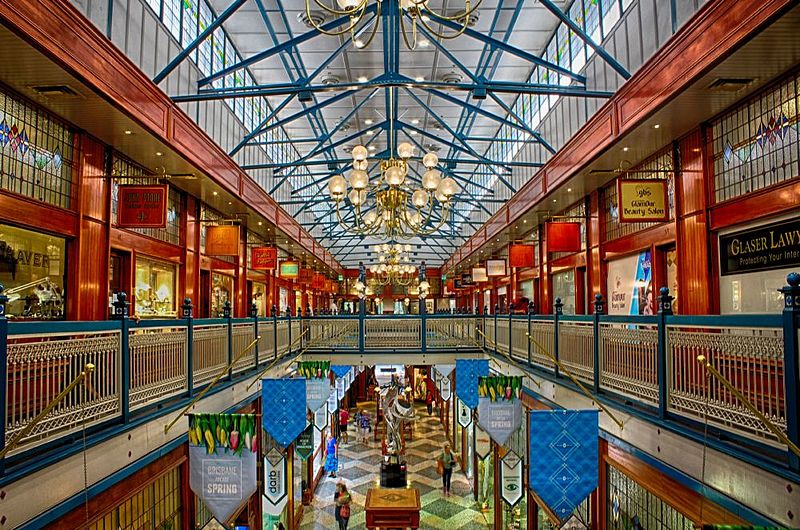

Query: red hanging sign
left=299, top=268, right=314, bottom=284
left=117, top=184, right=168, bottom=228
left=446, top=279, right=455, bottom=291
left=251, top=247, right=277, bottom=270
left=312, top=274, right=325, bottom=290
left=205, top=225, right=240, bottom=256
left=546, top=222, right=581, bottom=253
left=509, top=244, right=535, bottom=268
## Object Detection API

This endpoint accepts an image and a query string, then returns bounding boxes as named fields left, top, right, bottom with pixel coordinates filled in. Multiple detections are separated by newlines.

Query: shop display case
left=134, top=257, right=177, bottom=317
left=211, top=273, right=234, bottom=317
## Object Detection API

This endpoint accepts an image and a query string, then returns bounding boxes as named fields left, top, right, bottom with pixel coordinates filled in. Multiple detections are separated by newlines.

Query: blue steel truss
left=157, top=0, right=630, bottom=264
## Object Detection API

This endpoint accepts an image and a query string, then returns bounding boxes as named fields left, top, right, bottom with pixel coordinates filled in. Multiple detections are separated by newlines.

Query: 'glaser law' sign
left=616, top=178, right=669, bottom=223
left=720, top=217, right=800, bottom=275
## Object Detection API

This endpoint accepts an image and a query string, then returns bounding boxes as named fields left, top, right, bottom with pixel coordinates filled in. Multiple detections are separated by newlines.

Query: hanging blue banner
left=262, top=378, right=307, bottom=448
left=331, top=365, right=351, bottom=379
left=455, top=358, right=489, bottom=410
left=529, top=410, right=598, bottom=522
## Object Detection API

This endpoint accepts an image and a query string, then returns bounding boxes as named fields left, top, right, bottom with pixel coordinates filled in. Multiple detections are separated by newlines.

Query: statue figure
left=379, top=376, right=416, bottom=458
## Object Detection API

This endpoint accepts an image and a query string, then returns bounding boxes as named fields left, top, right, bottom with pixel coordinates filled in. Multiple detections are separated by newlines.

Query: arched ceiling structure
left=162, top=0, right=628, bottom=267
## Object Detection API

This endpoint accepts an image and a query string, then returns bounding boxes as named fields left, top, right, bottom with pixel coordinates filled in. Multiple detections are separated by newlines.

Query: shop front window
left=0, top=224, right=66, bottom=320
left=252, top=281, right=267, bottom=316
left=134, top=257, right=177, bottom=317
left=211, top=273, right=234, bottom=317
left=552, top=270, right=576, bottom=315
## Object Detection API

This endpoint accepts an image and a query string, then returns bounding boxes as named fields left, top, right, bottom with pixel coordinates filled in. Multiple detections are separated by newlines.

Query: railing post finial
left=780, top=272, right=800, bottom=312
left=181, top=297, right=193, bottom=319
left=593, top=293, right=605, bottom=315
left=657, top=287, right=673, bottom=315
left=222, top=300, right=232, bottom=319
left=0, top=283, right=7, bottom=318
left=112, top=291, right=130, bottom=319
left=271, top=305, right=277, bottom=318
left=554, top=297, right=563, bottom=316
left=780, top=273, right=800, bottom=470
left=528, top=300, right=535, bottom=315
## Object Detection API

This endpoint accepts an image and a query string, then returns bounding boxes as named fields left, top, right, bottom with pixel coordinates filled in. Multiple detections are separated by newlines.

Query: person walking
left=325, top=436, right=338, bottom=478
left=357, top=409, right=371, bottom=444
left=437, top=443, right=458, bottom=496
left=334, top=482, right=352, bottom=530
left=426, top=389, right=434, bottom=415
left=339, top=407, right=350, bottom=444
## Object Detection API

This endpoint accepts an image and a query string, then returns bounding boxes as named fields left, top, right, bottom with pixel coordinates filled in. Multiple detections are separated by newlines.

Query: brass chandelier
left=327, top=142, right=457, bottom=238
left=306, top=0, right=481, bottom=50
left=369, top=243, right=417, bottom=286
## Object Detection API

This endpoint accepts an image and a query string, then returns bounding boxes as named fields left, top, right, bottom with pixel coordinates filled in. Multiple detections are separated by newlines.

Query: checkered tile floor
left=299, top=404, right=491, bottom=529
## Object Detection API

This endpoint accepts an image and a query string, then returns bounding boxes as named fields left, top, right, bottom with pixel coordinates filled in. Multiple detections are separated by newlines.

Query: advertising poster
left=500, top=451, right=524, bottom=507
left=477, top=376, right=523, bottom=446
left=262, top=452, right=288, bottom=516
left=607, top=250, right=652, bottom=315
left=189, top=413, right=257, bottom=524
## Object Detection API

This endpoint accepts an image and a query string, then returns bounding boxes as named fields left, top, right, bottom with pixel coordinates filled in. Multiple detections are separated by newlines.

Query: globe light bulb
left=373, top=245, right=381, bottom=253
left=337, top=0, right=360, bottom=9
left=379, top=255, right=385, bottom=262
left=422, top=169, right=441, bottom=191
left=364, top=211, right=377, bottom=225
left=397, top=142, right=415, bottom=159
left=351, top=145, right=368, bottom=161
left=409, top=211, right=423, bottom=226
left=438, top=177, right=458, bottom=198
left=353, top=159, right=368, bottom=171
left=404, top=244, right=412, bottom=252
left=328, top=175, right=347, bottom=198
left=412, top=189, right=429, bottom=208
left=348, top=189, right=365, bottom=206
left=382, top=243, right=390, bottom=252
left=434, top=188, right=448, bottom=203
left=422, top=152, right=439, bottom=169
left=419, top=280, right=430, bottom=291
left=349, top=169, right=369, bottom=190
left=385, top=165, right=405, bottom=186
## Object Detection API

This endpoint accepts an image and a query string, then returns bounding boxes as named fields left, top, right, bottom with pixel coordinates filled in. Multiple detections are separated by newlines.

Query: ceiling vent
left=320, top=72, right=340, bottom=85
left=29, top=85, right=82, bottom=98
left=707, top=77, right=754, bottom=93
left=445, top=9, right=479, bottom=26
left=441, top=71, right=462, bottom=84
left=298, top=10, right=326, bottom=28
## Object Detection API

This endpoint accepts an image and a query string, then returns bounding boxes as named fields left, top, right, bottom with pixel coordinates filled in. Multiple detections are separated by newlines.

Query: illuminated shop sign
left=720, top=217, right=800, bottom=275
left=117, top=184, right=168, bottom=228
left=616, top=178, right=669, bottom=223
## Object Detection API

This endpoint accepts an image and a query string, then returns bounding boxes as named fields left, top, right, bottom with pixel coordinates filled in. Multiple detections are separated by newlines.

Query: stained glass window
left=181, top=0, right=199, bottom=52
left=601, top=0, right=621, bottom=38
left=712, top=69, right=799, bottom=203
left=585, top=0, right=602, bottom=42
left=0, top=87, right=74, bottom=209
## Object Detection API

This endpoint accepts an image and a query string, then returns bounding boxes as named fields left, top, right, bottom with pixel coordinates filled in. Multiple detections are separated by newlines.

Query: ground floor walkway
left=300, top=403, right=492, bottom=529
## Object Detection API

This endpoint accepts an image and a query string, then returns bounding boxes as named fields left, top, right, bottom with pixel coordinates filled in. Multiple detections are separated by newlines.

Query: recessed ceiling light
left=653, top=124, right=660, bottom=129
left=227, top=201, right=232, bottom=205
left=567, top=188, right=572, bottom=192
left=623, top=147, right=629, bottom=152
left=285, top=240, right=289, bottom=244
left=410, top=131, right=418, bottom=135
left=357, top=75, right=368, bottom=83
left=155, top=151, right=163, bottom=156
left=365, top=119, right=373, bottom=125
left=368, top=145, right=376, bottom=151
left=496, top=238, right=500, bottom=242
left=258, top=221, right=263, bottom=226
left=212, top=191, right=218, bottom=196
left=415, top=76, right=425, bottom=82
left=366, top=130, right=374, bottom=136
left=553, top=199, right=557, bottom=202
left=523, top=219, right=527, bottom=224
left=411, top=119, right=420, bottom=125
left=124, top=130, right=133, bottom=135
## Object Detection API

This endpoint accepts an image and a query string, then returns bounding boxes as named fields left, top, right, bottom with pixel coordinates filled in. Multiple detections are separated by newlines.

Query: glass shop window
left=251, top=281, right=267, bottom=317
left=211, top=272, right=234, bottom=317
left=0, top=224, right=65, bottom=320
left=134, top=257, right=177, bottom=317
left=552, top=269, right=576, bottom=315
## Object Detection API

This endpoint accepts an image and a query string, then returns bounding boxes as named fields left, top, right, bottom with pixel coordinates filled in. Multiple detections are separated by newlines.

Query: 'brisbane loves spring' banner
left=262, top=378, right=307, bottom=448
left=477, top=376, right=523, bottom=446
left=189, top=413, right=258, bottom=524
left=298, top=361, right=332, bottom=412
left=455, top=358, right=489, bottom=410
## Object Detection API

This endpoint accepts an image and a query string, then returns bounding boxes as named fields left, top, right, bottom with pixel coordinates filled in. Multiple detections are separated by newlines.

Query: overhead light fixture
left=365, top=119, right=374, bottom=125
left=623, top=147, right=629, bottom=152
left=212, top=191, right=218, bottom=196
left=552, top=199, right=557, bottom=202
left=366, top=130, right=374, bottom=136
left=368, top=145, right=376, bottom=151
left=328, top=88, right=457, bottom=239
left=357, top=76, right=368, bottom=83
left=567, top=188, right=572, bottom=192
left=411, top=119, right=420, bottom=125
left=368, top=244, right=418, bottom=286
left=410, top=131, right=418, bottom=135
left=415, top=76, right=425, bottom=82
left=418, top=39, right=430, bottom=48
left=258, top=221, right=263, bottom=226
left=155, top=151, right=163, bottom=156
left=305, top=0, right=481, bottom=50
left=653, top=124, right=660, bottom=129
left=124, top=130, right=133, bottom=135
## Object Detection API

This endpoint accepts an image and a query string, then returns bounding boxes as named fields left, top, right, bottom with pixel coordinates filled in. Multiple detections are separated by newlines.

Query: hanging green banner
left=188, top=413, right=258, bottom=525
left=296, top=424, right=315, bottom=461
left=297, top=360, right=330, bottom=379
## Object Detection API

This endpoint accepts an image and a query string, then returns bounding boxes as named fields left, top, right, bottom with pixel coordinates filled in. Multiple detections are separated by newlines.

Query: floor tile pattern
left=300, top=404, right=491, bottom=529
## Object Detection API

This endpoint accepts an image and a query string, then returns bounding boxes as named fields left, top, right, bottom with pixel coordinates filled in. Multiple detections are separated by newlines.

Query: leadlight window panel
left=197, top=3, right=213, bottom=76
left=163, top=0, right=182, bottom=41
left=85, top=467, right=182, bottom=530
left=181, top=0, right=199, bottom=52
left=111, top=155, right=182, bottom=246
left=551, top=200, right=587, bottom=260
left=711, top=70, right=799, bottom=203
left=212, top=28, right=225, bottom=89
left=601, top=0, right=621, bottom=38
left=0, top=87, right=74, bottom=209
left=606, top=464, right=693, bottom=530
left=603, top=148, right=675, bottom=242
left=585, top=0, right=602, bottom=42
